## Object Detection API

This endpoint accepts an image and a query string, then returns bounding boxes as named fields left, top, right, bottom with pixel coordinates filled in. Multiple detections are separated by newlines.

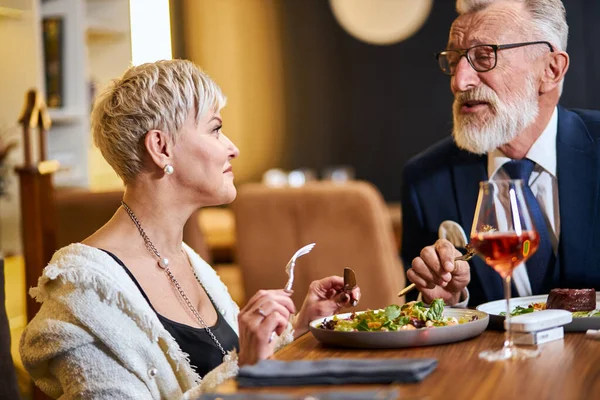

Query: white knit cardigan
left=19, top=243, right=294, bottom=399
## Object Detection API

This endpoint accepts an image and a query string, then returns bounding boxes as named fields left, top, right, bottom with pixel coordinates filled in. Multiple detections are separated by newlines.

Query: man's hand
left=406, top=239, right=470, bottom=305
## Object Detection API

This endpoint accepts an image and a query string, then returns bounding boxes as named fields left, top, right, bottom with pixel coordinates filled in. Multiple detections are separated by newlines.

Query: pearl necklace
left=121, top=201, right=227, bottom=357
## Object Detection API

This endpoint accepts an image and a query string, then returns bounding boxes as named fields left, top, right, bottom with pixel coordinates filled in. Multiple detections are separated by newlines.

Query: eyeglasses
left=436, top=41, right=554, bottom=76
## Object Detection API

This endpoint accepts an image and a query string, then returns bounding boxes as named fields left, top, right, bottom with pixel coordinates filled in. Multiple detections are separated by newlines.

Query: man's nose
left=451, top=56, right=480, bottom=93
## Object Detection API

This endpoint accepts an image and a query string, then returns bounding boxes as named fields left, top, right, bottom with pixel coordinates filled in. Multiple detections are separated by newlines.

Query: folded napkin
left=195, top=388, right=399, bottom=400
left=237, top=358, right=438, bottom=387
left=586, top=329, right=600, bottom=340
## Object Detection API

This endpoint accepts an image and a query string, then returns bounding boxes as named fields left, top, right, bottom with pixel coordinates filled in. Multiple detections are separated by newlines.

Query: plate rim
left=309, top=307, right=489, bottom=333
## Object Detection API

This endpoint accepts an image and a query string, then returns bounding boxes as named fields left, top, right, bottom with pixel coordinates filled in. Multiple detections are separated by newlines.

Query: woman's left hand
left=293, top=276, right=361, bottom=339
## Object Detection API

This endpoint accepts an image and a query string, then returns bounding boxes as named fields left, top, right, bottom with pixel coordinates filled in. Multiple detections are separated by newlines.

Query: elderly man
left=401, top=0, right=600, bottom=307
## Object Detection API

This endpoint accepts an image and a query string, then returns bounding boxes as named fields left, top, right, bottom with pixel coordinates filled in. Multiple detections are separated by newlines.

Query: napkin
left=195, top=388, right=399, bottom=400
left=586, top=329, right=600, bottom=340
left=237, top=358, right=438, bottom=387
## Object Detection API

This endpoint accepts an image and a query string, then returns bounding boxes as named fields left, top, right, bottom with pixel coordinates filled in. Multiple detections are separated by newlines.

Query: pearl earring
left=163, top=164, right=174, bottom=175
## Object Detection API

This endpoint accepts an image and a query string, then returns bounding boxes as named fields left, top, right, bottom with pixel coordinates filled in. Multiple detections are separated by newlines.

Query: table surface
left=218, top=329, right=600, bottom=400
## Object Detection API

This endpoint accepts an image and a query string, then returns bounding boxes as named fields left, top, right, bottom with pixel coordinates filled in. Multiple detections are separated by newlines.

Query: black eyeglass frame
left=435, top=41, right=554, bottom=76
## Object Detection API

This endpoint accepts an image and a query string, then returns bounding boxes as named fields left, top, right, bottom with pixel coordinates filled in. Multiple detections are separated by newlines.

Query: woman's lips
left=223, top=166, right=233, bottom=173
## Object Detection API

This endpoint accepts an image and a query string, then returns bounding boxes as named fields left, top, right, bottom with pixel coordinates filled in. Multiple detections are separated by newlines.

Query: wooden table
left=219, top=330, right=600, bottom=400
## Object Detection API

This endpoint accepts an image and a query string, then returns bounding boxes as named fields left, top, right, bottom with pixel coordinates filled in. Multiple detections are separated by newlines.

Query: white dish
left=309, top=308, right=489, bottom=349
left=476, top=293, right=600, bottom=332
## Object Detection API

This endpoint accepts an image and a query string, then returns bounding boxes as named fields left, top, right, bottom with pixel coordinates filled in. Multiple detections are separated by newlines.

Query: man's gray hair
left=91, top=59, right=226, bottom=185
left=456, top=0, right=568, bottom=51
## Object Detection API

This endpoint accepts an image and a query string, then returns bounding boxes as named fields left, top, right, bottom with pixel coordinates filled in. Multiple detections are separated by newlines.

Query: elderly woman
left=20, top=59, right=360, bottom=399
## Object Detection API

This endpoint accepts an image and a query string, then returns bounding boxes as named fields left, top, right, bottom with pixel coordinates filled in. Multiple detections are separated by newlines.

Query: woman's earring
left=163, top=164, right=174, bottom=175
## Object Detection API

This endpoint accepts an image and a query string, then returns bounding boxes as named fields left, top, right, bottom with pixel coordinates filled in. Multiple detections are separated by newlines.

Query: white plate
left=309, top=308, right=489, bottom=349
left=476, top=293, right=600, bottom=332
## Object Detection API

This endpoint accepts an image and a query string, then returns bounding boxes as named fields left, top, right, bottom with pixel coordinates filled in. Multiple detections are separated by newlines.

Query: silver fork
left=268, top=243, right=316, bottom=343
left=284, top=243, right=316, bottom=292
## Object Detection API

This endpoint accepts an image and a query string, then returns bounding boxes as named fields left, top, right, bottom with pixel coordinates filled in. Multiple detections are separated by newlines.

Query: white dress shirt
left=486, top=106, right=560, bottom=297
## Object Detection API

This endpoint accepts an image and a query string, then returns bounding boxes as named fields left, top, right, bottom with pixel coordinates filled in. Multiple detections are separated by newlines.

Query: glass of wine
left=470, top=179, right=541, bottom=361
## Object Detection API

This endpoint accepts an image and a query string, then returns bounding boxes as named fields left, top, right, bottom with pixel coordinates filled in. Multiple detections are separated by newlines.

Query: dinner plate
left=309, top=308, right=489, bottom=349
left=476, top=293, right=600, bottom=332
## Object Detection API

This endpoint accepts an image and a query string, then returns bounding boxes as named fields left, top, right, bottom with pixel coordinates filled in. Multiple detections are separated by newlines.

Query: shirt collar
left=488, top=106, right=558, bottom=179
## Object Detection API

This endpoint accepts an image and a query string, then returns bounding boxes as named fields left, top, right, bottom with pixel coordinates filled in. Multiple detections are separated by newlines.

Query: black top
left=101, top=250, right=239, bottom=377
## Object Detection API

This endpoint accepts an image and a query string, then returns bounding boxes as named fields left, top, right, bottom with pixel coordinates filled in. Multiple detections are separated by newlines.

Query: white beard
left=452, top=76, right=539, bottom=155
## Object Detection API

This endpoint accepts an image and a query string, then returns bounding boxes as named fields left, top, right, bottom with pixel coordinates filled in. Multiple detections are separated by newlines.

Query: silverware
left=270, top=243, right=315, bottom=343
left=344, top=267, right=357, bottom=291
left=397, top=245, right=476, bottom=297
left=284, top=243, right=316, bottom=292
left=340, top=267, right=358, bottom=306
left=438, top=220, right=468, bottom=248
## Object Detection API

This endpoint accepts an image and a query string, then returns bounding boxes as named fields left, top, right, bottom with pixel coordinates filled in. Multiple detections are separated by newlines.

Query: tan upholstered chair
left=233, top=181, right=405, bottom=311
left=54, top=189, right=123, bottom=249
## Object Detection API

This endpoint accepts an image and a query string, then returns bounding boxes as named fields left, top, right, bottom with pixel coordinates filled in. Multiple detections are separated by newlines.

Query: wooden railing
left=16, top=88, right=57, bottom=400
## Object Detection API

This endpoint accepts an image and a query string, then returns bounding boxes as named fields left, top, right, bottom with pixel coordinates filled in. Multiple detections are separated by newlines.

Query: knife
left=341, top=267, right=358, bottom=306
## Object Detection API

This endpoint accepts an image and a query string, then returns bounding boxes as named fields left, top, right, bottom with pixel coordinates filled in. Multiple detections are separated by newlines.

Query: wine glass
left=470, top=179, right=541, bottom=361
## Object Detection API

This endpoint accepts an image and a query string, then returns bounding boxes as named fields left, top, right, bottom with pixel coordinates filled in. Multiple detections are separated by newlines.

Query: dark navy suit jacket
left=401, top=106, right=600, bottom=306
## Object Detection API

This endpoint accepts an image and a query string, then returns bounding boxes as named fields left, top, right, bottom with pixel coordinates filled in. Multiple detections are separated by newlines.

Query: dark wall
left=279, top=0, right=600, bottom=202
left=562, top=1, right=600, bottom=109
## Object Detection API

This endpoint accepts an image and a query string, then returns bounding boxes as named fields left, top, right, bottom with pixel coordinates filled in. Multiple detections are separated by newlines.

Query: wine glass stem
left=503, top=273, right=514, bottom=351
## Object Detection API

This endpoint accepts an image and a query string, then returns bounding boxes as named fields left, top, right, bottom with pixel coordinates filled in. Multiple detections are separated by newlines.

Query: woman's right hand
left=237, top=289, right=295, bottom=366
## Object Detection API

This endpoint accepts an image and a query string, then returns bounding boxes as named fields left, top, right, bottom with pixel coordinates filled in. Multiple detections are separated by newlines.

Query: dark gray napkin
left=237, top=358, right=437, bottom=387
left=195, top=388, right=399, bottom=400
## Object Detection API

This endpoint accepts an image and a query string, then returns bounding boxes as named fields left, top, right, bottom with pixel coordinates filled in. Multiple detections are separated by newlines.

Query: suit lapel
left=556, top=107, right=600, bottom=287
left=451, top=150, right=504, bottom=301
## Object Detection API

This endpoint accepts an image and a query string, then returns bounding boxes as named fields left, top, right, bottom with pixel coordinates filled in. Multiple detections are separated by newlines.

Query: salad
left=502, top=302, right=600, bottom=318
left=318, top=299, right=478, bottom=332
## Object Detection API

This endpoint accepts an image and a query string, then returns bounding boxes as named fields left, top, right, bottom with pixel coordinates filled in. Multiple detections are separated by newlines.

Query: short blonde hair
left=91, top=59, right=226, bottom=185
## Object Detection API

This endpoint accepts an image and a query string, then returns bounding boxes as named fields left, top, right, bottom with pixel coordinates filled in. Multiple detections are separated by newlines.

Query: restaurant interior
left=2, top=1, right=600, bottom=399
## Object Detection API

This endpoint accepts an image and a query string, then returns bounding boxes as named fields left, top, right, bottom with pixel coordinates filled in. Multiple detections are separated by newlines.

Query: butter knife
left=341, top=267, right=358, bottom=306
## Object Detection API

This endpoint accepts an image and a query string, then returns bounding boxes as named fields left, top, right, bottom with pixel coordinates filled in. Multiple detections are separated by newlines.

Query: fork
left=284, top=243, right=316, bottom=292
left=268, top=243, right=316, bottom=343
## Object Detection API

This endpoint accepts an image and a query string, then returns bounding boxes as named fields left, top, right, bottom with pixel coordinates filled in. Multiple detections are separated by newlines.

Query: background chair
left=233, top=181, right=405, bottom=311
